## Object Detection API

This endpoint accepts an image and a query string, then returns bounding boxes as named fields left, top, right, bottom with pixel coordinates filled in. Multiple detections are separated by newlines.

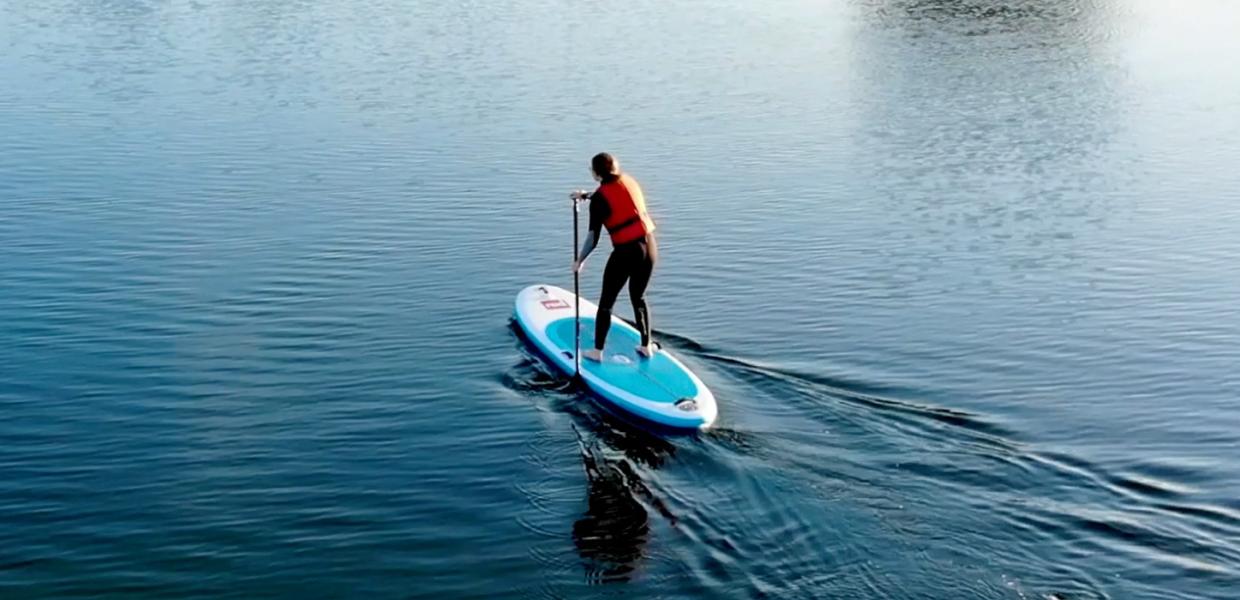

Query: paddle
left=572, top=192, right=582, bottom=380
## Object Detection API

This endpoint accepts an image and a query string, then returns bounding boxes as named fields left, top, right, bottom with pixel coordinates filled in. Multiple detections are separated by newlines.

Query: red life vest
left=598, top=173, right=655, bottom=245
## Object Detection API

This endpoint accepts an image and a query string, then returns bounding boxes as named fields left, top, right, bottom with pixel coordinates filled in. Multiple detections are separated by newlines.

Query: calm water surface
left=2, top=1, right=1239, bottom=598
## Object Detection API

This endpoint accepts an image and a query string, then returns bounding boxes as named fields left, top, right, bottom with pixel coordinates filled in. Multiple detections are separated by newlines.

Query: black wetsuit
left=586, top=180, right=657, bottom=350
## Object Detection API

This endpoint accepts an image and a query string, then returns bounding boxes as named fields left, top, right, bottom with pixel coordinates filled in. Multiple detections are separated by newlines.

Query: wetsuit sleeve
left=578, top=192, right=609, bottom=263
left=588, top=191, right=609, bottom=235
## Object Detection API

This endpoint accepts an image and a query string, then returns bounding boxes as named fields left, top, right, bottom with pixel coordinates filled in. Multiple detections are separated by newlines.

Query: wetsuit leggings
left=596, top=235, right=658, bottom=349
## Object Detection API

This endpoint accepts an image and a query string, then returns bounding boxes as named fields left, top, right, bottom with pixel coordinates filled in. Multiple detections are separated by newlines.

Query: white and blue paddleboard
left=514, top=284, right=717, bottom=431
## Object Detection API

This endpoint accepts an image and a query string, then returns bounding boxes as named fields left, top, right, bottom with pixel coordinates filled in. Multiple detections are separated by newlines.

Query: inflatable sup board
left=514, top=284, right=717, bottom=430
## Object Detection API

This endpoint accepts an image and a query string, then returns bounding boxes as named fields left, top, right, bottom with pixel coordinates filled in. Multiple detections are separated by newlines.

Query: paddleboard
left=513, top=284, right=718, bottom=431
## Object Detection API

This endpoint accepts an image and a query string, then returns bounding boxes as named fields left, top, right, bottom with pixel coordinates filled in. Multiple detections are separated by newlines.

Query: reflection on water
left=572, top=431, right=651, bottom=584
left=841, top=0, right=1126, bottom=311
left=864, top=0, right=1103, bottom=29
left=570, top=416, right=678, bottom=583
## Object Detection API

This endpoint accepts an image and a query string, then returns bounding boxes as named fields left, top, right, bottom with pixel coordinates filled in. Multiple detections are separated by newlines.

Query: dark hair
left=591, top=152, right=619, bottom=178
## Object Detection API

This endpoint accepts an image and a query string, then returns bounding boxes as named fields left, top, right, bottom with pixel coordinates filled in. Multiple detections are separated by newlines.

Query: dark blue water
left=3, top=1, right=1239, bottom=598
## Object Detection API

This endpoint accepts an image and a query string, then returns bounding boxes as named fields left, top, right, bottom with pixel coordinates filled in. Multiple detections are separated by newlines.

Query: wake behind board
left=514, top=284, right=717, bottom=431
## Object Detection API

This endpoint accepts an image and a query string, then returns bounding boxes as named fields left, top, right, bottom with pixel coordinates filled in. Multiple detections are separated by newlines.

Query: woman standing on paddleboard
left=571, top=152, right=658, bottom=362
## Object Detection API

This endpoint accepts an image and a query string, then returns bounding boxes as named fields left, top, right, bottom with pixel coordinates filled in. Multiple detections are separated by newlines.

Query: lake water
left=2, top=1, right=1238, bottom=598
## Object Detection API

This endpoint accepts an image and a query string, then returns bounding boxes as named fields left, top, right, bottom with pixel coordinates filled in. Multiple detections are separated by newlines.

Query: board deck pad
left=547, top=317, right=699, bottom=403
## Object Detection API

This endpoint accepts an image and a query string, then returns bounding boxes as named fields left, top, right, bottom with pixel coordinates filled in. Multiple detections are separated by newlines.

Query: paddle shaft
left=572, top=196, right=581, bottom=379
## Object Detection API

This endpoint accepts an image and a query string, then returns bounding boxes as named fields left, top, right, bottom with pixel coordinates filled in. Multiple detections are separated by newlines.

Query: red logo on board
left=541, top=299, right=570, bottom=310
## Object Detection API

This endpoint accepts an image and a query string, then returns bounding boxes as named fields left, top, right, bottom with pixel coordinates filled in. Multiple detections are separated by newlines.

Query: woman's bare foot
left=582, top=349, right=604, bottom=362
left=636, top=343, right=658, bottom=358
